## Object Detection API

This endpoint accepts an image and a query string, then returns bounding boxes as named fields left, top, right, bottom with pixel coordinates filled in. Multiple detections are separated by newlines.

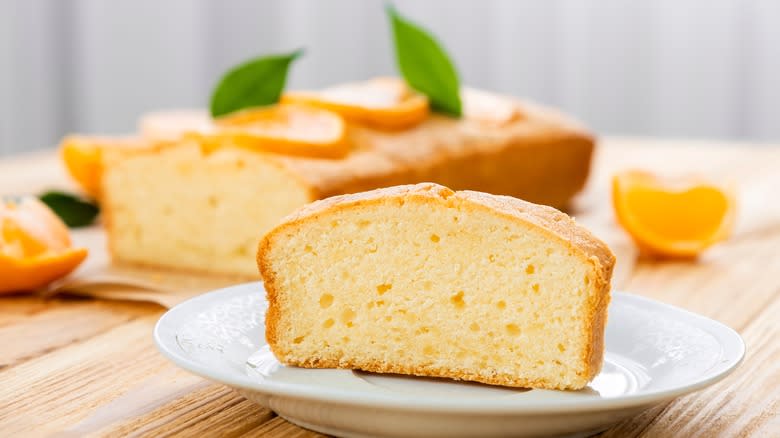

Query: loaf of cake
left=258, top=183, right=615, bottom=390
left=99, top=87, right=593, bottom=277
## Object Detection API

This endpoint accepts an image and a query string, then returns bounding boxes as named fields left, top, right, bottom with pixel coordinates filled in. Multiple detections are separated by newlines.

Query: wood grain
left=0, top=139, right=778, bottom=437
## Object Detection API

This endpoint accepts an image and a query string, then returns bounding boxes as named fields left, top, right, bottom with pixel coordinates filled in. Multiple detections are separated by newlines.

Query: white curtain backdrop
left=1, top=0, right=779, bottom=156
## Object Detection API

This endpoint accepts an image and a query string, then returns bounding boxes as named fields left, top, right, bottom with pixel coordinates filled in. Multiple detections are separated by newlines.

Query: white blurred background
left=1, top=0, right=779, bottom=156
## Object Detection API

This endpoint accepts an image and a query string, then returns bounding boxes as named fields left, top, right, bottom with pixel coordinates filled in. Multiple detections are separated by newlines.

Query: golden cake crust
left=258, top=183, right=615, bottom=389
left=274, top=100, right=594, bottom=207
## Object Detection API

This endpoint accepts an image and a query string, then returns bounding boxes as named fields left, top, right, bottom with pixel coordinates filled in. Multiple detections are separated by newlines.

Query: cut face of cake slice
left=258, top=183, right=615, bottom=390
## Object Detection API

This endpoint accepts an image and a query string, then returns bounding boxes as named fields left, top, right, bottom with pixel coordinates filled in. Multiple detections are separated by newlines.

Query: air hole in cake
left=342, top=336, right=350, bottom=343
left=331, top=220, right=339, bottom=228
left=293, top=336, right=305, bottom=344
left=450, top=291, right=466, bottom=309
left=546, top=248, right=554, bottom=256
left=385, top=316, right=392, bottom=322
left=584, top=276, right=590, bottom=285
left=323, top=318, right=334, bottom=328
left=508, top=234, right=519, bottom=241
left=231, top=246, right=249, bottom=257
left=341, top=308, right=356, bottom=326
left=532, top=284, right=540, bottom=293
left=422, top=281, right=432, bottom=291
left=506, top=324, right=521, bottom=335
left=553, top=359, right=562, bottom=366
left=469, top=322, right=480, bottom=331
left=207, top=195, right=219, bottom=208
left=319, top=293, right=334, bottom=309
left=430, top=234, right=440, bottom=243
left=376, top=300, right=385, bottom=307
left=358, top=220, right=371, bottom=228
left=304, top=244, right=314, bottom=253
left=423, top=345, right=435, bottom=355
left=235, top=159, right=246, bottom=169
left=488, top=254, right=496, bottom=263
left=526, top=264, right=535, bottom=274
left=496, top=300, right=506, bottom=310
left=376, top=284, right=392, bottom=295
left=557, top=343, right=566, bottom=352
left=415, top=327, right=431, bottom=335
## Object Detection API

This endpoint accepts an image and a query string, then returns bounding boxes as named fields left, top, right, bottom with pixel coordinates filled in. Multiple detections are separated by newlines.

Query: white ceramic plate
left=154, top=282, right=744, bottom=438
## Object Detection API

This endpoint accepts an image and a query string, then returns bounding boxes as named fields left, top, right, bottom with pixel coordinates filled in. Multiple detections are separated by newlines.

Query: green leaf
left=387, top=4, right=462, bottom=117
left=210, top=50, right=304, bottom=118
left=39, top=191, right=99, bottom=228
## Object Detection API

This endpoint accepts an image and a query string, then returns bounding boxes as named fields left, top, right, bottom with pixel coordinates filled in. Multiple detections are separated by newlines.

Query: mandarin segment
left=612, top=170, right=735, bottom=258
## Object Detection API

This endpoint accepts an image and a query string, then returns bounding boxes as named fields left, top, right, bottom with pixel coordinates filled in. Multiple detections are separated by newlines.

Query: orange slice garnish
left=0, top=197, right=87, bottom=293
left=612, top=170, right=736, bottom=258
left=462, top=88, right=523, bottom=126
left=281, top=78, right=429, bottom=130
left=210, top=103, right=349, bottom=158
left=60, top=136, right=146, bottom=198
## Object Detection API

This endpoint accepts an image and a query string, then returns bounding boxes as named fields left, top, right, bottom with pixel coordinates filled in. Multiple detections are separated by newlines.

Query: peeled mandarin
left=0, top=197, right=87, bottom=293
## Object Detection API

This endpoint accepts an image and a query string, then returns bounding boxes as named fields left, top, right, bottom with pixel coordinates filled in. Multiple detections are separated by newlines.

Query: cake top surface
left=268, top=182, right=615, bottom=280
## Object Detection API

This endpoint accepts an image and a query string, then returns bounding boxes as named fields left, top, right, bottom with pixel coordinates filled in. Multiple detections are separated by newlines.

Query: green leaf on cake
left=210, top=50, right=304, bottom=118
left=386, top=4, right=462, bottom=117
left=39, top=191, right=99, bottom=228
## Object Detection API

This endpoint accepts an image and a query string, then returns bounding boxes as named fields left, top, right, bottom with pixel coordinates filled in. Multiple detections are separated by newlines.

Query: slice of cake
left=258, top=183, right=615, bottom=390
left=98, top=85, right=594, bottom=277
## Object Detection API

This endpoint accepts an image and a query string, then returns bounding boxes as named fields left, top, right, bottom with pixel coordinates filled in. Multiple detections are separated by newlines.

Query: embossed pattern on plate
left=155, top=282, right=744, bottom=438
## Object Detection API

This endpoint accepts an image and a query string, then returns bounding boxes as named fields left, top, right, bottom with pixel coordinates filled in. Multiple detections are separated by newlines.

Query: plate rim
left=153, top=282, right=745, bottom=414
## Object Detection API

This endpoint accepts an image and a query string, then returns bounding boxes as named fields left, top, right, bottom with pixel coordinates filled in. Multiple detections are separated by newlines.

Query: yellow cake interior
left=261, top=187, right=611, bottom=389
left=102, top=141, right=311, bottom=277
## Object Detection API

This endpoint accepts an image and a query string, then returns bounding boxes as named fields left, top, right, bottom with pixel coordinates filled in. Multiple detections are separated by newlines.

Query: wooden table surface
left=1, top=138, right=779, bottom=437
